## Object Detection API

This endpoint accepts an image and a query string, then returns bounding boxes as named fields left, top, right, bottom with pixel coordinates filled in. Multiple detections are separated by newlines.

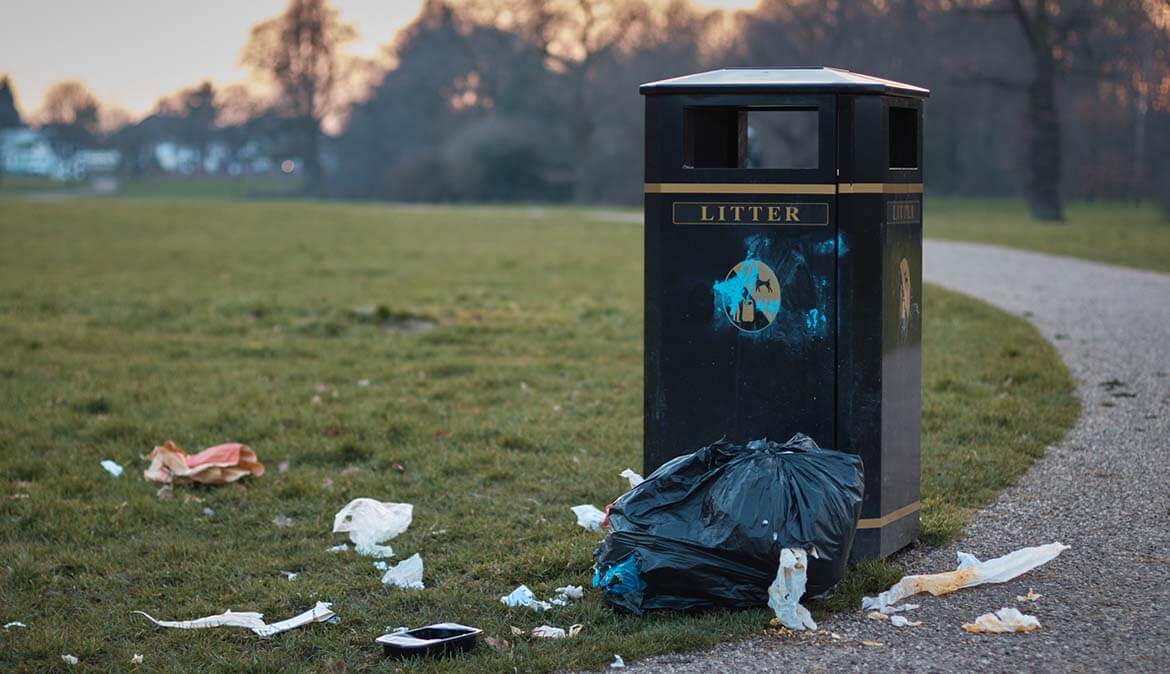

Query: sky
left=0, top=0, right=760, bottom=121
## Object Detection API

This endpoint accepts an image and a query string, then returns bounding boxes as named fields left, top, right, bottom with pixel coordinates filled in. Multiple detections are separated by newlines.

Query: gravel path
left=607, top=241, right=1170, bottom=673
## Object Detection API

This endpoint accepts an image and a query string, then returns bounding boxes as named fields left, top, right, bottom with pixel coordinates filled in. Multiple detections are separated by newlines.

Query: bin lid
left=640, top=67, right=929, bottom=98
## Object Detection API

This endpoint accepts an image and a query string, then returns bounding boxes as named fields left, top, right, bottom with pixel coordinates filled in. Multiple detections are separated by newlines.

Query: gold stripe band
left=838, top=183, right=923, bottom=194
left=856, top=500, right=920, bottom=529
left=645, top=183, right=837, bottom=195
left=645, top=183, right=922, bottom=195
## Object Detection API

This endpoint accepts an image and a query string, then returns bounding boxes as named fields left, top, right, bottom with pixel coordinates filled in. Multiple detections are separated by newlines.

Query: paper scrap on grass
left=332, top=498, right=412, bottom=558
left=571, top=504, right=606, bottom=532
left=610, top=654, right=626, bottom=669
left=381, top=553, right=425, bottom=589
left=862, top=543, right=1069, bottom=612
left=134, top=601, right=336, bottom=637
left=619, top=469, right=644, bottom=488
left=767, top=548, right=817, bottom=631
left=100, top=460, right=124, bottom=477
left=4, top=621, right=26, bottom=630
left=61, top=654, right=79, bottom=665
left=131, top=654, right=144, bottom=664
left=550, top=585, right=583, bottom=606
left=500, top=585, right=551, bottom=611
left=143, top=440, right=264, bottom=485
left=962, top=607, right=1040, bottom=634
left=531, top=625, right=565, bottom=638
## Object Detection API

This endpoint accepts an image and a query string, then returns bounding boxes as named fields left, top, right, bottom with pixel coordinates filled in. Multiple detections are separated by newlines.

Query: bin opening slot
left=684, top=107, right=818, bottom=169
left=888, top=106, right=918, bottom=169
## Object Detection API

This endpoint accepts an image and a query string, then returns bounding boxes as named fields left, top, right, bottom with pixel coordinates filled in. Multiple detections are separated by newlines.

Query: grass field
left=0, top=197, right=1077, bottom=672
left=926, top=198, right=1170, bottom=274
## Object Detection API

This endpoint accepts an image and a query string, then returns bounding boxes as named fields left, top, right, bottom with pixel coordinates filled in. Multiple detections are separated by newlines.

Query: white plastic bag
left=332, top=498, right=413, bottom=558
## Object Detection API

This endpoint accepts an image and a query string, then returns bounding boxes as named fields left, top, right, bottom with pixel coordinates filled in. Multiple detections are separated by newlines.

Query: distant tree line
left=4, top=0, right=1168, bottom=220
left=335, top=0, right=1170, bottom=220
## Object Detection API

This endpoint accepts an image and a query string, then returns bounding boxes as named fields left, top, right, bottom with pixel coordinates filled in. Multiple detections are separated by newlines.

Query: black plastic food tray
left=375, top=623, right=482, bottom=658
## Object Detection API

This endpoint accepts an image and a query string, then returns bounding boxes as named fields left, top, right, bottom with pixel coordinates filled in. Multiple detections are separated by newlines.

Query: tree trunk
left=1025, top=59, right=1063, bottom=221
left=303, top=116, right=323, bottom=197
left=570, top=65, right=593, bottom=204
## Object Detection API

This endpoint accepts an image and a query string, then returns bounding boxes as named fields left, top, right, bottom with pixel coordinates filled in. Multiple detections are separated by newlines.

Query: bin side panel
left=879, top=195, right=923, bottom=554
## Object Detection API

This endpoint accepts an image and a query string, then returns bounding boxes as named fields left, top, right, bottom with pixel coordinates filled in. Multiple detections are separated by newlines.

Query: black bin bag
left=592, top=434, right=863, bottom=614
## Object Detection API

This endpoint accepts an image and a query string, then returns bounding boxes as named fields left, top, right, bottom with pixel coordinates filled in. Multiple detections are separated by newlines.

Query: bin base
left=849, top=504, right=919, bottom=561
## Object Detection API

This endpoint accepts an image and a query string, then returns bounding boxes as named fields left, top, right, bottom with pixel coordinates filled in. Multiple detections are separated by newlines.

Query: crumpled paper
left=134, top=601, right=336, bottom=637
left=619, top=469, right=644, bottom=488
left=531, top=624, right=565, bottom=638
left=863, top=542, right=1069, bottom=612
left=962, top=607, right=1040, bottom=633
left=550, top=585, right=583, bottom=606
left=767, top=548, right=817, bottom=631
left=142, top=440, right=264, bottom=485
left=381, top=553, right=425, bottom=589
left=332, top=498, right=412, bottom=557
left=500, top=584, right=551, bottom=611
left=531, top=624, right=582, bottom=638
left=570, top=504, right=605, bottom=531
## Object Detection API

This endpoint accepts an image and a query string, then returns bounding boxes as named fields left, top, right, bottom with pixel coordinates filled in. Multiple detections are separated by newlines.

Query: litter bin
left=640, top=67, right=928, bottom=560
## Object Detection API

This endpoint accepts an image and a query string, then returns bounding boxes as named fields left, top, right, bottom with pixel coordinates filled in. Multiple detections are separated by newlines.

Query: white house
left=0, top=127, right=121, bottom=180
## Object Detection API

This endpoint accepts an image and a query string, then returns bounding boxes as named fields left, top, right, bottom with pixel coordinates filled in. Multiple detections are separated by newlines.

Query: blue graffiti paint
left=813, top=233, right=848, bottom=257
left=804, top=307, right=827, bottom=333
left=743, top=234, right=772, bottom=259
left=712, top=260, right=781, bottom=322
left=711, top=234, right=835, bottom=341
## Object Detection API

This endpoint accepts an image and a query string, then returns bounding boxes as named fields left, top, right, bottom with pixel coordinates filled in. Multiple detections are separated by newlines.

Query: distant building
left=0, top=127, right=121, bottom=180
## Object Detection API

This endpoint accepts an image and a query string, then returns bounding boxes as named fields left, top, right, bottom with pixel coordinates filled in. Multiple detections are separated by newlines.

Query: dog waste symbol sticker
left=716, top=259, right=781, bottom=332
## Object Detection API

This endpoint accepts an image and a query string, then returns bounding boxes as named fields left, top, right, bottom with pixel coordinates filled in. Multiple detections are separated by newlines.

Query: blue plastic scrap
left=592, top=553, right=646, bottom=597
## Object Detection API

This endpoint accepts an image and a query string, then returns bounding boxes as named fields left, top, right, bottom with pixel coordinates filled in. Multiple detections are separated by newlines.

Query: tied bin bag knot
left=592, top=434, right=864, bottom=614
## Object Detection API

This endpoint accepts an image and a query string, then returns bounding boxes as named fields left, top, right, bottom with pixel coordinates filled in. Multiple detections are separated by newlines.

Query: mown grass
left=0, top=197, right=1076, bottom=672
left=0, top=175, right=74, bottom=195
left=926, top=197, right=1170, bottom=274
left=117, top=176, right=303, bottom=200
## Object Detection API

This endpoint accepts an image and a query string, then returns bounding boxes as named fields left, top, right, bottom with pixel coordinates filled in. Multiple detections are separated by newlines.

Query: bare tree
left=460, top=0, right=652, bottom=201
left=178, top=82, right=218, bottom=172
left=242, top=0, right=355, bottom=195
left=39, top=81, right=101, bottom=157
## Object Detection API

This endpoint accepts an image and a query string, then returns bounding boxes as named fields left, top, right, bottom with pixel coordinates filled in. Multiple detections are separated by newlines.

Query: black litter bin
left=640, top=67, right=929, bottom=560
